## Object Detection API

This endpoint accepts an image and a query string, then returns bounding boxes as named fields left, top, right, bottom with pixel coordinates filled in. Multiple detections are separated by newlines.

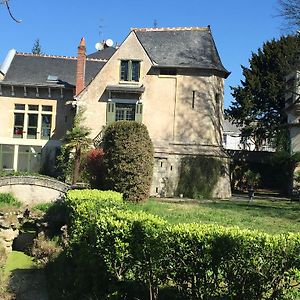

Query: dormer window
left=120, top=60, right=140, bottom=82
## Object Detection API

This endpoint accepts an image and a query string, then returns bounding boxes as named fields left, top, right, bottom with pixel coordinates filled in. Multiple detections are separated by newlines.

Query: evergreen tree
left=102, top=121, right=154, bottom=202
left=32, top=38, right=43, bottom=55
left=225, top=34, right=300, bottom=151
left=58, top=109, right=92, bottom=184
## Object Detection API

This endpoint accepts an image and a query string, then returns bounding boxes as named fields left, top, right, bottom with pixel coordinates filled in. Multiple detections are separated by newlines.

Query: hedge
left=102, top=121, right=154, bottom=202
left=59, top=190, right=300, bottom=299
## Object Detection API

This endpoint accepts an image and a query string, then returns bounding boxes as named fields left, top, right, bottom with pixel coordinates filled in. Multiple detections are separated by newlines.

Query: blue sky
left=0, top=0, right=287, bottom=107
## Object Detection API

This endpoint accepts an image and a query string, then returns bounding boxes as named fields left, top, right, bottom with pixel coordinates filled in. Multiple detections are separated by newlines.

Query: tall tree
left=277, top=0, right=300, bottom=29
left=32, top=39, right=43, bottom=55
left=59, top=109, right=92, bottom=184
left=225, top=34, right=300, bottom=151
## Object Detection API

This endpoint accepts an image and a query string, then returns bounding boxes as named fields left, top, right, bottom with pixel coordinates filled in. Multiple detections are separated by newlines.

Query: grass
left=0, top=193, right=21, bottom=208
left=4, top=251, right=35, bottom=275
left=127, top=198, right=300, bottom=234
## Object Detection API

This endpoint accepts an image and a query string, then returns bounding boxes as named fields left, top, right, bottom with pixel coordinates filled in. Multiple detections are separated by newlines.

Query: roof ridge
left=86, top=57, right=107, bottom=62
left=16, top=52, right=77, bottom=60
left=16, top=52, right=107, bottom=62
left=132, top=26, right=209, bottom=32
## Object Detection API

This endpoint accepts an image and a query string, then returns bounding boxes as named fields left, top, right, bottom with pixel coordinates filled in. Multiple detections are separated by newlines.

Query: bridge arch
left=0, top=176, right=70, bottom=206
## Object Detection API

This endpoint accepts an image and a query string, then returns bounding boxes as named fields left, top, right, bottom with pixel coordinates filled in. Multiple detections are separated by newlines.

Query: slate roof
left=223, top=119, right=241, bottom=134
left=1, top=53, right=106, bottom=87
left=87, top=47, right=116, bottom=60
left=134, top=27, right=229, bottom=76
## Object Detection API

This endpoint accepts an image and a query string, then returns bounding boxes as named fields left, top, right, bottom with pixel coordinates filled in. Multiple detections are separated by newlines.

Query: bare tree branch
left=277, top=0, right=300, bottom=29
left=1, top=0, right=21, bottom=23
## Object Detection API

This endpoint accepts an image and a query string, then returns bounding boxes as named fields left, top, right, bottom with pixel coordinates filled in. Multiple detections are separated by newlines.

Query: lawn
left=128, top=198, right=300, bottom=234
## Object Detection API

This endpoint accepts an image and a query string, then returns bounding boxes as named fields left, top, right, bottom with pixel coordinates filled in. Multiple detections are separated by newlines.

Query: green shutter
left=106, top=102, right=115, bottom=125
left=135, top=103, right=143, bottom=123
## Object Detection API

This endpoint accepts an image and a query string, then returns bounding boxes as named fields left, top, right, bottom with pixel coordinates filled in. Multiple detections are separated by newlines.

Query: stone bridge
left=0, top=176, right=70, bottom=206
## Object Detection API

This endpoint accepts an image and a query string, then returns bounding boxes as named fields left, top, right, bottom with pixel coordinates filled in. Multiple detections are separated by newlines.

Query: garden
left=0, top=121, right=299, bottom=299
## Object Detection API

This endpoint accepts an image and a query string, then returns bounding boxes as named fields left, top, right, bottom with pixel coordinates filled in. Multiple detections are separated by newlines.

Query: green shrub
left=32, top=202, right=53, bottom=212
left=49, top=190, right=300, bottom=299
left=102, top=121, right=154, bottom=202
left=0, top=193, right=21, bottom=207
left=31, top=233, right=62, bottom=266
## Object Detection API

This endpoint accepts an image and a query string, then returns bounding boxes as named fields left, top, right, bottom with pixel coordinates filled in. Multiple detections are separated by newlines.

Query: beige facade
left=77, top=29, right=231, bottom=198
left=0, top=82, right=74, bottom=173
left=1, top=27, right=231, bottom=198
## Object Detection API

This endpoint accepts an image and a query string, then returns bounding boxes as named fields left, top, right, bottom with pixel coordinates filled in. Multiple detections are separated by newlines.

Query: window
left=0, top=144, right=14, bottom=170
left=13, top=103, right=53, bottom=140
left=41, top=114, right=52, bottom=139
left=107, top=102, right=143, bottom=124
left=14, top=113, right=25, bottom=138
left=27, top=114, right=38, bottom=139
left=120, top=60, right=140, bottom=82
left=115, top=103, right=135, bottom=121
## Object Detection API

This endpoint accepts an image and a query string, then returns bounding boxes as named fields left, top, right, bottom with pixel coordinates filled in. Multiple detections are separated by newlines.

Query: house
left=76, top=27, right=231, bottom=198
left=223, top=119, right=274, bottom=151
left=285, top=70, right=300, bottom=153
left=0, top=43, right=112, bottom=173
left=0, top=26, right=232, bottom=198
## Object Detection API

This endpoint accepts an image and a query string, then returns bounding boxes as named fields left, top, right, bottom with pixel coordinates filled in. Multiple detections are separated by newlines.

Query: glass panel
left=1, top=144, right=14, bottom=170
left=18, top=153, right=29, bottom=172
left=115, top=108, right=124, bottom=121
left=13, top=113, right=24, bottom=138
left=115, top=104, right=135, bottom=121
left=2, top=152, right=14, bottom=169
left=120, top=60, right=129, bottom=81
left=17, top=146, right=41, bottom=172
left=42, top=105, right=52, bottom=112
left=28, top=105, right=39, bottom=111
left=19, top=145, right=30, bottom=153
left=41, top=114, right=52, bottom=140
left=2, top=144, right=14, bottom=152
left=27, top=114, right=38, bottom=139
left=14, top=104, right=25, bottom=110
left=131, top=61, right=140, bottom=81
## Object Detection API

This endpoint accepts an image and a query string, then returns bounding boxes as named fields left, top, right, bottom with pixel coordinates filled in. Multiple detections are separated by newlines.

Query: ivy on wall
left=176, top=156, right=222, bottom=199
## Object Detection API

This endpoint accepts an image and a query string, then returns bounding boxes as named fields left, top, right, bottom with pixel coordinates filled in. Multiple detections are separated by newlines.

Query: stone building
left=0, top=26, right=231, bottom=198
left=76, top=27, right=231, bottom=198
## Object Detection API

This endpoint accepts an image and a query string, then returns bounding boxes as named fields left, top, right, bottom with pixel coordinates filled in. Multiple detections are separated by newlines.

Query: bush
left=102, top=121, right=154, bottom=202
left=0, top=193, right=21, bottom=207
left=31, top=233, right=62, bottom=266
left=85, top=148, right=105, bottom=188
left=51, top=190, right=300, bottom=299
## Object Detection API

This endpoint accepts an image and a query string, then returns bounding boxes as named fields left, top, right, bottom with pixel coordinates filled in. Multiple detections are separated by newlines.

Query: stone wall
left=0, top=176, right=70, bottom=205
left=0, top=210, right=21, bottom=253
left=151, top=150, right=231, bottom=199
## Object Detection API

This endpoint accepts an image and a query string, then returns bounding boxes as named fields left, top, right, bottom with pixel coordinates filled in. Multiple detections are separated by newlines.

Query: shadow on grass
left=8, top=268, right=48, bottom=300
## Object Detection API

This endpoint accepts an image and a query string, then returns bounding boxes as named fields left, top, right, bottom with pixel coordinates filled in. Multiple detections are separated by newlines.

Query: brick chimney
left=75, top=37, right=86, bottom=95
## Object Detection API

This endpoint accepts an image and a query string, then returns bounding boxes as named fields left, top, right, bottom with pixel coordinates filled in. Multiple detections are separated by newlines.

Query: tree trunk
left=72, top=148, right=81, bottom=185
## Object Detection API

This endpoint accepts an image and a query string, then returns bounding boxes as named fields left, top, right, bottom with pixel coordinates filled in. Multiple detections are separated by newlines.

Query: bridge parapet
left=0, top=176, right=70, bottom=206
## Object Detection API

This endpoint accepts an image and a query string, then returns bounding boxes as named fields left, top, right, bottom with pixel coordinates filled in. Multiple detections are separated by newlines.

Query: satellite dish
left=105, top=39, right=114, bottom=47
left=95, top=42, right=104, bottom=51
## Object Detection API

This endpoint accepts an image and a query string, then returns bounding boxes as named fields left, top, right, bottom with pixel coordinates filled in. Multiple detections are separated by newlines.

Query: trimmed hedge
left=102, top=121, right=154, bottom=202
left=53, top=190, right=300, bottom=299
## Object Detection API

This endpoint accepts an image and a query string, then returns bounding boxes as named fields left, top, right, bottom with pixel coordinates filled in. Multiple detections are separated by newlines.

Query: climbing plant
left=176, top=156, right=222, bottom=199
